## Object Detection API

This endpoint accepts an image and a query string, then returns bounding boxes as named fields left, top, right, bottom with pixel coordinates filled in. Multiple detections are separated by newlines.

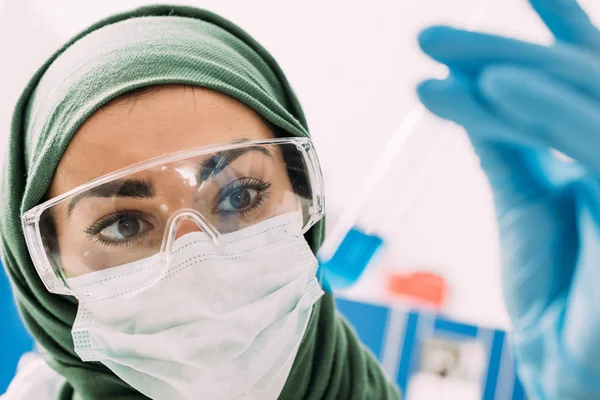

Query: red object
left=385, top=271, right=448, bottom=307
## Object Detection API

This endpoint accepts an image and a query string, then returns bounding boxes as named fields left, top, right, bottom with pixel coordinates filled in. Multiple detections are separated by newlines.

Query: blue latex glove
left=416, top=1, right=600, bottom=398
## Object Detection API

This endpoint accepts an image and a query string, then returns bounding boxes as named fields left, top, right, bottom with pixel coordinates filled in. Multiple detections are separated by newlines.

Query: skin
left=46, top=85, right=298, bottom=277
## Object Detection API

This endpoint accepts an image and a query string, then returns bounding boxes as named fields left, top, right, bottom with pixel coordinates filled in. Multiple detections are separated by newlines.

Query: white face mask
left=68, top=212, right=324, bottom=400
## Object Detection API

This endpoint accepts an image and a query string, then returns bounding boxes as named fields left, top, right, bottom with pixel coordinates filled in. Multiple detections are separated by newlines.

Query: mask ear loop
left=160, top=209, right=222, bottom=263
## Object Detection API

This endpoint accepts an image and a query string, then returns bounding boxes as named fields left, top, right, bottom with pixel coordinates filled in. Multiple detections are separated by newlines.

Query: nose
left=174, top=219, right=203, bottom=240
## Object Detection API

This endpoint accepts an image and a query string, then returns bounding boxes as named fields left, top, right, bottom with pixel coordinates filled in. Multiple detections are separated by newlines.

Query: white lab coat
left=1, top=353, right=62, bottom=400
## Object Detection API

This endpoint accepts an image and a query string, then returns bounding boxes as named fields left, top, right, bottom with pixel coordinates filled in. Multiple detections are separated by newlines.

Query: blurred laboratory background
left=1, top=0, right=599, bottom=398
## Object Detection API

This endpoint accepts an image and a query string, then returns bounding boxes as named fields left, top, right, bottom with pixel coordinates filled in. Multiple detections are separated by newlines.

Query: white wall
left=1, top=0, right=599, bottom=329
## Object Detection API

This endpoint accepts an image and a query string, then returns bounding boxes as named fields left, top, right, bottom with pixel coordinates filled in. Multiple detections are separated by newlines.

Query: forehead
left=50, top=85, right=275, bottom=198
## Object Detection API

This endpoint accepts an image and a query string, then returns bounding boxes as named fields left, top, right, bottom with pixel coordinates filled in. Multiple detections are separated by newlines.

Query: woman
left=5, top=1, right=600, bottom=399
left=0, top=5, right=399, bottom=400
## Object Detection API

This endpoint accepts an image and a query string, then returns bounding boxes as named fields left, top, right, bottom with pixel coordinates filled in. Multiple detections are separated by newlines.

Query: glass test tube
left=318, top=0, right=492, bottom=290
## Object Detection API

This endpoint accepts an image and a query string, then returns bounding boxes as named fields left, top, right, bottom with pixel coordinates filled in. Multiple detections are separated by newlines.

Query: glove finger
left=529, top=0, right=600, bottom=50
left=418, top=26, right=600, bottom=99
left=417, top=74, right=539, bottom=146
left=479, top=65, right=600, bottom=176
left=417, top=74, right=556, bottom=211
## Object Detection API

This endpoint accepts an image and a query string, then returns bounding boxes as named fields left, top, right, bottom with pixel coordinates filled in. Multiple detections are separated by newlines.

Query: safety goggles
left=22, top=137, right=325, bottom=298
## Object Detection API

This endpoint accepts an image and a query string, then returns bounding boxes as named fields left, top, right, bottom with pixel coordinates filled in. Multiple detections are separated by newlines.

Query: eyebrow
left=67, top=178, right=155, bottom=217
left=199, top=146, right=274, bottom=181
left=66, top=146, right=274, bottom=218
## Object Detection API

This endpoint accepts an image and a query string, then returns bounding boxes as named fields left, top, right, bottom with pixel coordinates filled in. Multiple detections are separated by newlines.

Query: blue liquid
left=319, top=228, right=385, bottom=290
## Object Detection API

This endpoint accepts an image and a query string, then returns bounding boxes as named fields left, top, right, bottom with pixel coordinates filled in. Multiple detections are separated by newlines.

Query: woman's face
left=48, top=85, right=297, bottom=276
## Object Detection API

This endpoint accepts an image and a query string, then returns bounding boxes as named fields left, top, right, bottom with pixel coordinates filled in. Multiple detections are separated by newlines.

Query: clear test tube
left=317, top=0, right=492, bottom=290
left=319, top=130, right=457, bottom=289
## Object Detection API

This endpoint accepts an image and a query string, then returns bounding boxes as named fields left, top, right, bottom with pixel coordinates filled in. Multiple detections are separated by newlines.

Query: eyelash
left=214, top=177, right=271, bottom=218
left=85, top=210, right=152, bottom=248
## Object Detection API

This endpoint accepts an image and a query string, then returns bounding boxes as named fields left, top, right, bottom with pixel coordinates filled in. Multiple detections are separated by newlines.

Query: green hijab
left=0, top=5, right=399, bottom=399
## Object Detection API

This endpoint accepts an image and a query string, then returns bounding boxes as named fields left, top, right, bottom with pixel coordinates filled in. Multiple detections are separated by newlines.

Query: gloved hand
left=416, top=1, right=600, bottom=398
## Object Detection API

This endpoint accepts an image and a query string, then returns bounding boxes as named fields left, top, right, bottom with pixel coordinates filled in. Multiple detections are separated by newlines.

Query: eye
left=96, top=214, right=152, bottom=243
left=218, top=188, right=259, bottom=213
left=215, top=178, right=271, bottom=217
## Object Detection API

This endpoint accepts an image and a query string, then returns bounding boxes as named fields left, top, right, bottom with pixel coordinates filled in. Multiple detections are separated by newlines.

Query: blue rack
left=336, top=297, right=527, bottom=400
